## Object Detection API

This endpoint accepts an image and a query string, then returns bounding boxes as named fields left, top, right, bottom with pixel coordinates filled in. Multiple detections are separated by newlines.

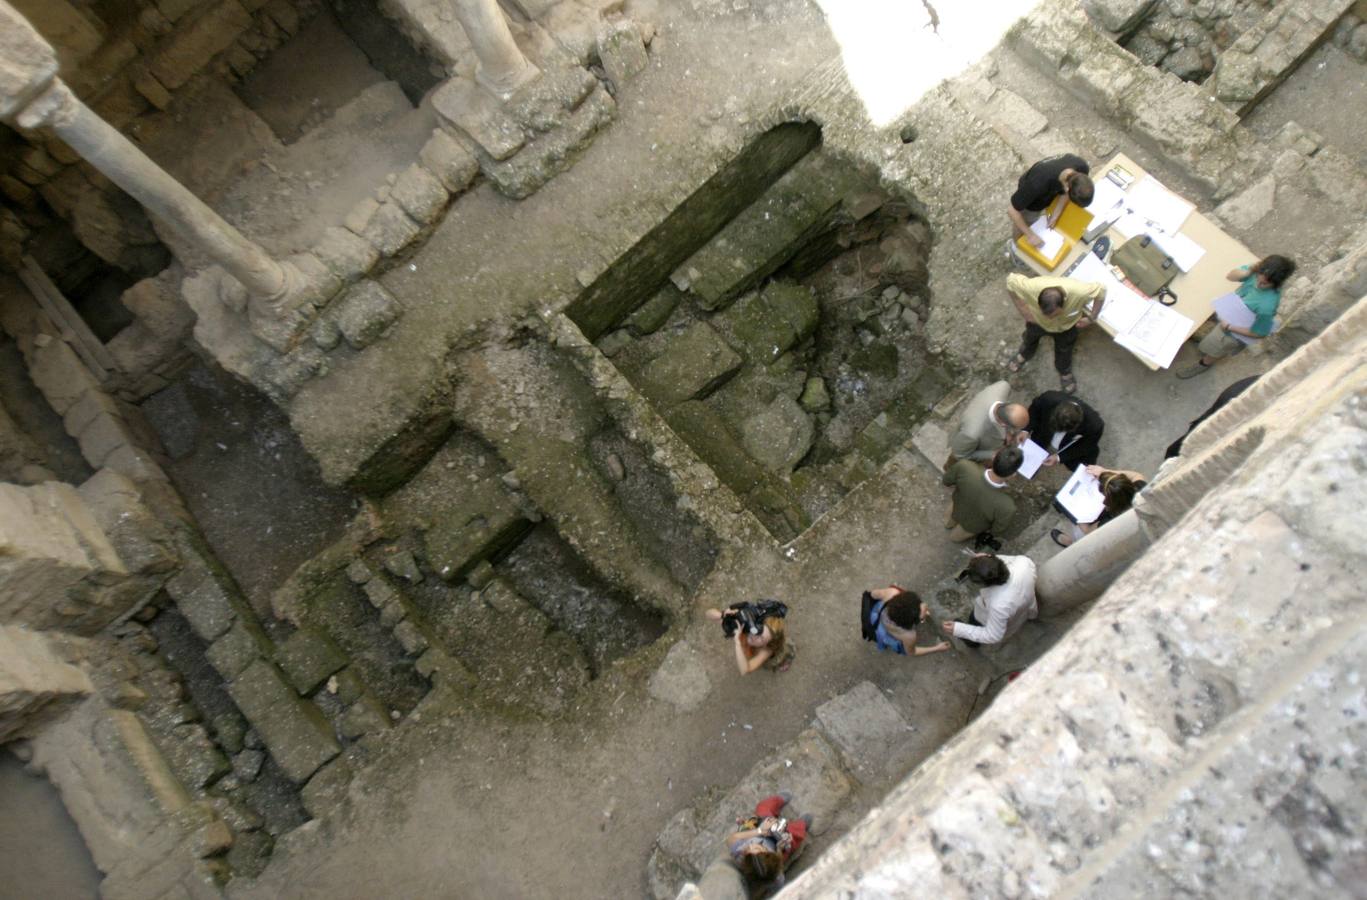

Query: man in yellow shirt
left=1004, top=274, right=1106, bottom=395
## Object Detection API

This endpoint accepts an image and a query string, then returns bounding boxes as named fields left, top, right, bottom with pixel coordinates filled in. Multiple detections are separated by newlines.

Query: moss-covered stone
left=636, top=321, right=742, bottom=405
left=849, top=342, right=899, bottom=380
left=718, top=281, right=819, bottom=365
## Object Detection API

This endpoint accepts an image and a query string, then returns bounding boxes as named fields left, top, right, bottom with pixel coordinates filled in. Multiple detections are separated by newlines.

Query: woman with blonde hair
left=704, top=600, right=795, bottom=674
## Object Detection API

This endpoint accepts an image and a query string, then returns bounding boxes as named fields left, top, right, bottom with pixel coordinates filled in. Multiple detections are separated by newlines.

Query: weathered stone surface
left=625, top=286, right=680, bottom=336
left=76, top=412, right=137, bottom=467
left=205, top=619, right=269, bottom=680
left=382, top=550, right=422, bottom=583
left=739, top=395, right=814, bottom=474
left=359, top=201, right=422, bottom=257
left=597, top=20, right=649, bottom=88
left=799, top=376, right=830, bottom=412
left=391, top=619, right=429, bottom=655
left=300, top=756, right=353, bottom=819
left=480, top=86, right=616, bottom=199
left=504, top=65, right=598, bottom=134
left=390, top=163, right=448, bottom=225
left=636, top=321, right=742, bottom=405
left=422, top=483, right=532, bottom=583
left=258, top=344, right=327, bottom=404
left=148, top=0, right=254, bottom=89
left=432, top=77, right=526, bottom=160
left=102, top=445, right=169, bottom=483
left=227, top=660, right=340, bottom=783
left=311, top=226, right=379, bottom=284
left=718, top=281, right=819, bottom=365
left=813, top=681, right=913, bottom=780
left=1081, top=0, right=1157, bottom=33
left=647, top=640, right=710, bottom=712
left=331, top=281, right=401, bottom=350
left=28, top=339, right=98, bottom=414
left=77, top=469, right=176, bottom=575
left=418, top=129, right=480, bottom=193
left=0, top=625, right=92, bottom=743
left=275, top=629, right=346, bottom=695
left=165, top=564, right=237, bottom=642
left=648, top=725, right=854, bottom=898
left=339, top=697, right=390, bottom=739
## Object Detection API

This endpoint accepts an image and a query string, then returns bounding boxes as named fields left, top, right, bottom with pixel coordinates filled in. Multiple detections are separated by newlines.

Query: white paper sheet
left=1126, top=176, right=1195, bottom=235
left=1097, top=283, right=1151, bottom=333
left=1085, top=177, right=1127, bottom=215
left=1110, top=211, right=1150, bottom=241
left=1114, top=302, right=1195, bottom=368
left=1152, top=230, right=1207, bottom=272
left=1212, top=291, right=1259, bottom=345
left=1029, top=217, right=1065, bottom=258
left=1056, top=466, right=1106, bottom=524
left=1018, top=439, right=1049, bottom=480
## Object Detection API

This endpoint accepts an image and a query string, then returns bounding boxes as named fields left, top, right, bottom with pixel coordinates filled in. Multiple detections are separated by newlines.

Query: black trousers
left=1019, top=323, right=1079, bottom=374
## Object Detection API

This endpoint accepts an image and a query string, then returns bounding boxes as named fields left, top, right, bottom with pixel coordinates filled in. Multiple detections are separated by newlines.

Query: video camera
left=719, top=599, right=788, bottom=637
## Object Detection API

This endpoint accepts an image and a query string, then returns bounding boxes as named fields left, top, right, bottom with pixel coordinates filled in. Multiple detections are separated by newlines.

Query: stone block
left=311, top=226, right=379, bottom=283
left=799, top=376, right=830, bottom=412
left=479, top=86, right=615, bottom=199
left=739, top=395, right=813, bottom=475
left=63, top=388, right=123, bottom=437
left=647, top=640, right=710, bottom=712
left=422, top=483, right=532, bottom=582
left=504, top=65, right=598, bottom=134
left=342, top=196, right=379, bottom=235
left=814, top=681, right=912, bottom=779
left=362, top=577, right=400, bottom=610
left=77, top=412, right=136, bottom=467
left=382, top=549, right=422, bottom=583
left=331, top=280, right=401, bottom=350
left=258, top=345, right=327, bottom=404
left=392, top=619, right=429, bottom=656
left=205, top=619, right=270, bottom=680
left=263, top=0, right=299, bottom=34
left=625, top=286, right=680, bottom=336
left=345, top=560, right=373, bottom=585
left=597, top=20, right=649, bottom=88
left=432, top=77, right=527, bottom=161
left=149, top=0, right=254, bottom=89
left=163, top=723, right=231, bottom=791
left=227, top=660, right=339, bottom=783
left=390, top=164, right=449, bottom=225
left=636, top=321, right=742, bottom=405
left=103, top=445, right=169, bottom=483
left=1081, top=0, right=1157, bottom=33
left=28, top=338, right=99, bottom=414
left=718, top=280, right=819, bottom=365
left=309, top=315, right=341, bottom=352
left=131, top=65, right=173, bottom=110
left=165, top=567, right=237, bottom=642
left=359, top=201, right=422, bottom=257
left=77, top=469, right=177, bottom=574
left=339, top=696, right=390, bottom=739
left=274, top=628, right=346, bottom=695
left=300, top=756, right=353, bottom=819
left=0, top=625, right=92, bottom=742
left=419, top=129, right=480, bottom=193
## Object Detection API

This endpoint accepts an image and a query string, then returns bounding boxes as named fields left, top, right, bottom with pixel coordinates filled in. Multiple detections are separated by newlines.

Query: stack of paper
left=1018, top=439, right=1049, bottom=480
left=1126, top=176, right=1195, bottom=234
left=1085, top=177, right=1127, bottom=215
left=1114, top=302, right=1195, bottom=368
left=1029, top=218, right=1065, bottom=259
left=1056, top=466, right=1106, bottom=524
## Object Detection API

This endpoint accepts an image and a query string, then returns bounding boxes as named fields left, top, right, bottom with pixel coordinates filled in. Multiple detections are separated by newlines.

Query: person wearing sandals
left=1051, top=465, right=1147, bottom=548
left=725, top=793, right=812, bottom=894
left=1004, top=273, right=1106, bottom=395
left=860, top=586, right=950, bottom=657
left=1176, top=256, right=1295, bottom=379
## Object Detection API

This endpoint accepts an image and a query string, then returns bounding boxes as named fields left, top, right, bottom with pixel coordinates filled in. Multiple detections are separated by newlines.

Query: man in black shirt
left=1009, top=154, right=1093, bottom=249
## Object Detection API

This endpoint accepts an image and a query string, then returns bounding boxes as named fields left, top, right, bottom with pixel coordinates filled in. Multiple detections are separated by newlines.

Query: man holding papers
left=1008, top=154, right=1093, bottom=248
left=1176, top=255, right=1295, bottom=379
left=1005, top=274, right=1106, bottom=395
left=942, top=447, right=1022, bottom=544
left=946, top=380, right=1029, bottom=468
left=1027, top=391, right=1105, bottom=469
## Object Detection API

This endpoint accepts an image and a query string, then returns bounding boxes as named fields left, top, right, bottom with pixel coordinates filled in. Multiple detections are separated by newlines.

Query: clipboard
left=1014, top=199, right=1093, bottom=271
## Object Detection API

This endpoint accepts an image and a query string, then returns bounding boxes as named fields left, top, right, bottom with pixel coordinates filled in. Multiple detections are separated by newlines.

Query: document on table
left=1151, top=230, right=1206, bottom=271
left=1126, top=176, right=1195, bottom=235
left=1029, top=217, right=1065, bottom=258
left=1018, top=439, right=1049, bottom=479
left=1056, top=466, right=1106, bottom=524
left=1096, top=281, right=1151, bottom=333
left=1114, top=302, right=1195, bottom=368
left=1212, top=291, right=1258, bottom=345
left=1085, top=177, right=1127, bottom=215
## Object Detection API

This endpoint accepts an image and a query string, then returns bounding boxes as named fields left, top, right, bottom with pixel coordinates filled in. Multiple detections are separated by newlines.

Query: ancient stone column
left=451, top=0, right=540, bottom=97
left=0, top=2, right=290, bottom=301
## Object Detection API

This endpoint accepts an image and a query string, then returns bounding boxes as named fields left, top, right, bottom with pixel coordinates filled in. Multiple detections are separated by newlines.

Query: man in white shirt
left=941, top=553, right=1037, bottom=647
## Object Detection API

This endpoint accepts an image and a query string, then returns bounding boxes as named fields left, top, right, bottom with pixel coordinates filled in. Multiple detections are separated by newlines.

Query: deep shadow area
left=0, top=750, right=102, bottom=900
left=140, top=360, right=357, bottom=615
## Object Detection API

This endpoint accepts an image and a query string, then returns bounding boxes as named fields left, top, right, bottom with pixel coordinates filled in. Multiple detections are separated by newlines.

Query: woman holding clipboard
left=1176, top=255, right=1295, bottom=379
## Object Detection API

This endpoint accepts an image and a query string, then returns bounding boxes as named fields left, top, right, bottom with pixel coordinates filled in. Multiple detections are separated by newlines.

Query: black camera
left=720, top=599, right=788, bottom=637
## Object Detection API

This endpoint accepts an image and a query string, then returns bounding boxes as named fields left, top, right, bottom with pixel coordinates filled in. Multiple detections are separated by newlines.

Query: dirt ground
left=0, top=751, right=101, bottom=899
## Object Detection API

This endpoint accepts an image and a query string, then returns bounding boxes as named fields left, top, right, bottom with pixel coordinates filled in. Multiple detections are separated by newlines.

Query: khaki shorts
left=1198, top=327, right=1248, bottom=359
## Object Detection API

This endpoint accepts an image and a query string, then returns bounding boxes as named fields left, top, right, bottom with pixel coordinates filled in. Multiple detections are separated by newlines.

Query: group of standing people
left=706, top=153, right=1283, bottom=897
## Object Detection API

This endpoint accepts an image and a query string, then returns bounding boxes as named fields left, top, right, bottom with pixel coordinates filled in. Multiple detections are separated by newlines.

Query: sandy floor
left=0, top=752, right=101, bottom=900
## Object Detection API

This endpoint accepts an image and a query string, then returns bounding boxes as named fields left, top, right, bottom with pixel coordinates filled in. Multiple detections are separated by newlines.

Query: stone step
left=670, top=152, right=868, bottom=310
left=647, top=680, right=915, bottom=899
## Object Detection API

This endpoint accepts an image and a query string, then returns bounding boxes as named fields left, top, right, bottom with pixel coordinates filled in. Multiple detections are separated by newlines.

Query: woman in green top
left=1177, top=255, right=1295, bottom=378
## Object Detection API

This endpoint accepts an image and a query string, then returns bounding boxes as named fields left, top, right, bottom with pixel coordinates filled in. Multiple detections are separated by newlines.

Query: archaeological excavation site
left=1, top=0, right=1365, bottom=897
